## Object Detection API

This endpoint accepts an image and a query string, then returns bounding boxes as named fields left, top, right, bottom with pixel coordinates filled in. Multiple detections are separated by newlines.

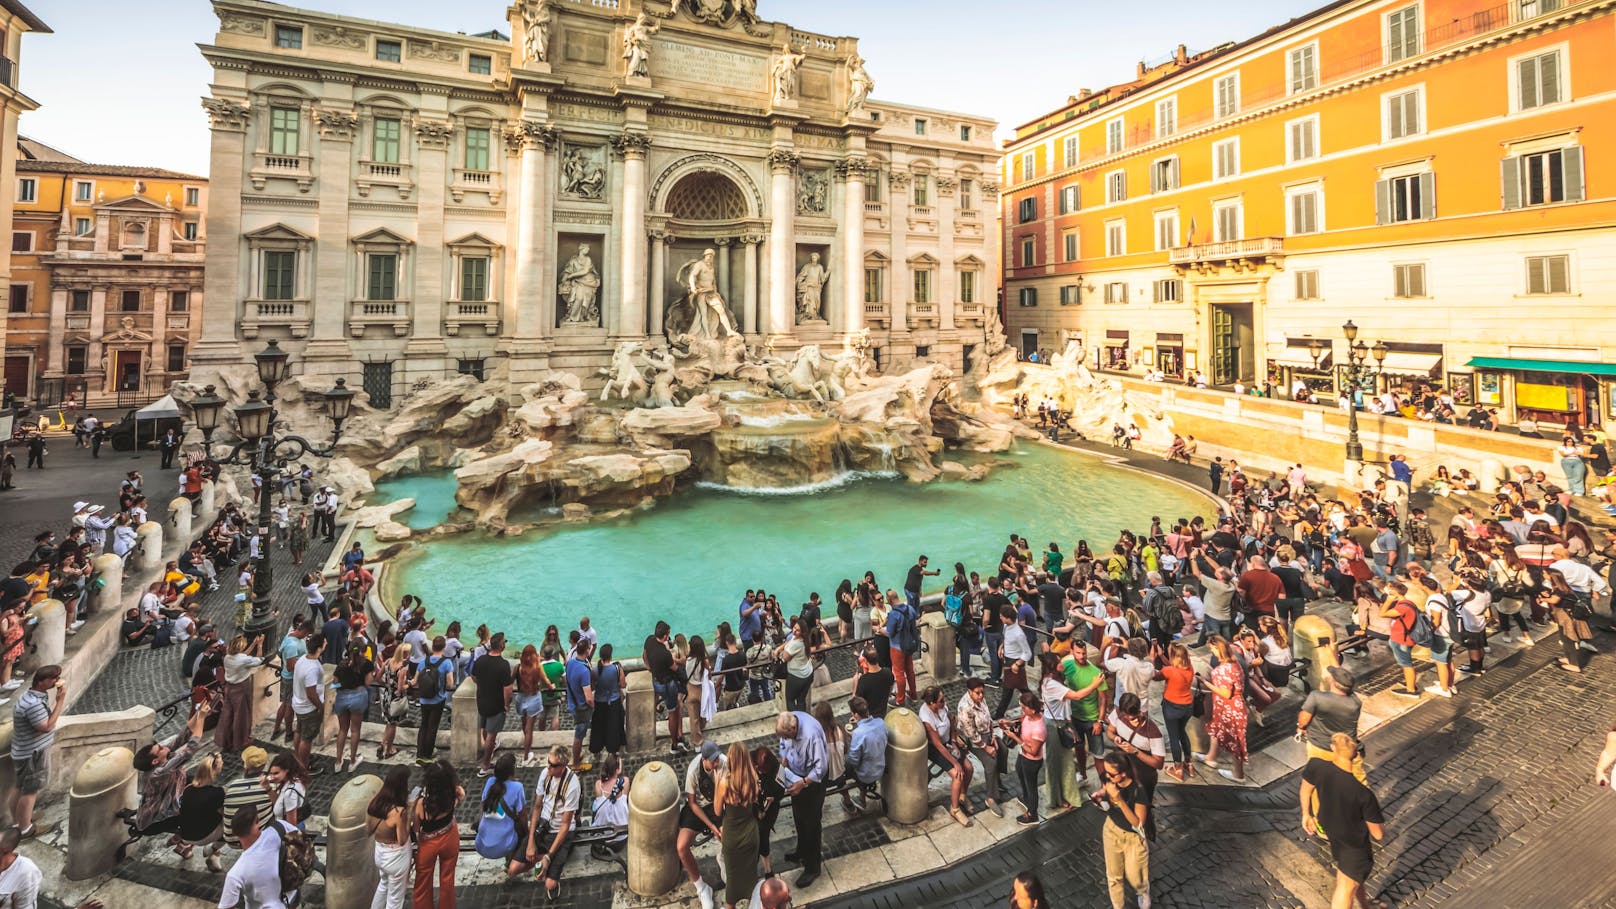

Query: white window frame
left=1381, top=85, right=1425, bottom=142
left=1106, top=117, right=1125, bottom=154
left=1104, top=219, right=1126, bottom=257
left=1385, top=4, right=1422, bottom=64
left=1392, top=262, right=1428, bottom=299
left=73, top=180, right=94, bottom=203
left=74, top=217, right=92, bottom=236
left=1154, top=209, right=1179, bottom=251
left=1106, top=169, right=1126, bottom=204
left=1286, top=114, right=1320, bottom=164
left=960, top=125, right=972, bottom=142
left=184, top=186, right=201, bottom=207
left=1062, top=135, right=1079, bottom=168
left=1063, top=230, right=1080, bottom=262
left=1150, top=155, right=1180, bottom=193
left=1156, top=97, right=1177, bottom=138
left=1103, top=281, right=1128, bottom=304
left=1213, top=198, right=1244, bottom=242
left=1153, top=278, right=1183, bottom=303
left=1295, top=268, right=1321, bottom=300
left=1018, top=197, right=1037, bottom=223
left=1288, top=42, right=1319, bottom=94
left=1018, top=286, right=1038, bottom=307
left=1509, top=44, right=1569, bottom=113
left=468, top=53, right=493, bottom=75
left=1516, top=0, right=1564, bottom=19
left=1059, top=284, right=1081, bottom=306
left=10, top=230, right=31, bottom=253
left=375, top=37, right=403, bottom=63
left=914, top=118, right=928, bottom=136
left=1524, top=253, right=1571, bottom=295
left=1285, top=184, right=1324, bottom=236
left=1059, top=184, right=1080, bottom=215
left=1215, top=73, right=1241, bottom=119
left=182, top=221, right=199, bottom=241
left=15, top=177, right=36, bottom=203
left=1020, top=151, right=1035, bottom=181
left=1213, top=138, right=1241, bottom=181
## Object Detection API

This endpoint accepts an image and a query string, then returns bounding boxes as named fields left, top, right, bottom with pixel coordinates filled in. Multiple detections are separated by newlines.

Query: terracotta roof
left=14, top=159, right=206, bottom=181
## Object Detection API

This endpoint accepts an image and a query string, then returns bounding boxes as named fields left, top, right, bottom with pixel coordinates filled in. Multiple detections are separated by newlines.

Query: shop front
left=1102, top=329, right=1130, bottom=371
left=1467, top=356, right=1614, bottom=429
left=1154, top=332, right=1185, bottom=378
left=1267, top=337, right=1335, bottom=400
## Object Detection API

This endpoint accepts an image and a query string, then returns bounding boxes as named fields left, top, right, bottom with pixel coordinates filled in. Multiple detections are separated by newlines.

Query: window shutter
left=1417, top=172, right=1436, bottom=219
left=1517, top=58, right=1536, bottom=110
left=1500, top=157, right=1522, bottom=210
left=1549, top=255, right=1569, bottom=293
left=1374, top=178, right=1391, bottom=225
left=1540, top=53, right=1560, bottom=105
left=1560, top=146, right=1584, bottom=203
left=1527, top=256, right=1545, bottom=294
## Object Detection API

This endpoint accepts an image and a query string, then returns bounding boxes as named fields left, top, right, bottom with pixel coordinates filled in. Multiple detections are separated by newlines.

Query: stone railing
left=348, top=299, right=412, bottom=337
left=1167, top=236, right=1283, bottom=266
left=450, top=168, right=503, bottom=203
left=241, top=299, right=310, bottom=339
left=357, top=161, right=415, bottom=199
left=249, top=152, right=314, bottom=192
left=445, top=300, right=501, bottom=337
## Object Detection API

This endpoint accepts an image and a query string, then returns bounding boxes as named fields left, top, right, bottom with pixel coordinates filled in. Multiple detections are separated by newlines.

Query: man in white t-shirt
left=0, top=827, right=46, bottom=909
left=1418, top=579, right=1457, bottom=699
left=290, top=634, right=326, bottom=774
left=218, top=807, right=286, bottom=909
left=511, top=745, right=580, bottom=899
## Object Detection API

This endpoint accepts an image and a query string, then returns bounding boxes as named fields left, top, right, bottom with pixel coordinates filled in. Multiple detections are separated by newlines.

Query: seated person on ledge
left=121, top=607, right=156, bottom=647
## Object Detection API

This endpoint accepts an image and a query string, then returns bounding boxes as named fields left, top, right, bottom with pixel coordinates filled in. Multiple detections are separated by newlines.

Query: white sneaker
left=1424, top=685, right=1452, bottom=698
left=2, top=680, right=24, bottom=691
left=68, top=621, right=85, bottom=631
left=695, top=880, right=714, bottom=909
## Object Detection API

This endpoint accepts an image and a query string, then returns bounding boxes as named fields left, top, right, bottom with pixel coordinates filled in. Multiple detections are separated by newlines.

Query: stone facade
left=195, top=0, right=998, bottom=407
left=0, top=0, right=49, bottom=405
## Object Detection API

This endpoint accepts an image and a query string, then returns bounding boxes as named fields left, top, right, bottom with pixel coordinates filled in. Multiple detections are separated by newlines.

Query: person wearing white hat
left=81, top=505, right=115, bottom=555
left=313, top=485, right=339, bottom=542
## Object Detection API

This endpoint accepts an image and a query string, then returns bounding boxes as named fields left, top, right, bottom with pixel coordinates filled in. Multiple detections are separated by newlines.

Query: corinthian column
left=613, top=132, right=652, bottom=338
left=839, top=157, right=867, bottom=334
left=649, top=230, right=668, bottom=338
left=192, top=97, right=252, bottom=365
left=511, top=120, right=557, bottom=341
left=742, top=235, right=761, bottom=335
left=767, top=149, right=798, bottom=337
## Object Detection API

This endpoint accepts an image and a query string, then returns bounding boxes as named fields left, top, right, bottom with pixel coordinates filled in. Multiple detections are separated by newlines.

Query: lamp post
left=1315, top=320, right=1387, bottom=474
left=187, top=340, right=354, bottom=645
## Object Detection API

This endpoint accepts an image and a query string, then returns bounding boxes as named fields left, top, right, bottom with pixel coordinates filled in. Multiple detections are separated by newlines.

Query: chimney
left=1175, top=43, right=1188, bottom=64
left=1078, top=88, right=1091, bottom=100
left=1137, top=61, right=1147, bottom=78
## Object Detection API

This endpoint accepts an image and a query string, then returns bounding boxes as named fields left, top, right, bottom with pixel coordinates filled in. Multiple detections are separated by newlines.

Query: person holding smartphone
left=9, top=664, right=66, bottom=839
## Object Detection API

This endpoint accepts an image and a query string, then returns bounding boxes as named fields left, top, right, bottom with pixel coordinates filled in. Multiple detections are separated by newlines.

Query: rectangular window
left=16, top=178, right=35, bottom=202
left=1515, top=50, right=1564, bottom=111
left=262, top=250, right=296, bottom=300
left=1386, top=6, right=1420, bottom=63
left=184, top=187, right=200, bottom=206
left=1156, top=98, right=1177, bottom=138
left=1295, top=269, right=1321, bottom=300
left=1214, top=201, right=1243, bottom=241
left=1155, top=211, right=1178, bottom=250
left=1018, top=287, right=1038, bottom=307
left=913, top=269, right=933, bottom=303
left=865, top=177, right=883, bottom=204
left=1518, top=0, right=1563, bottom=17
left=183, top=222, right=199, bottom=240
left=468, top=53, right=492, bottom=75
left=73, top=180, right=93, bottom=202
left=74, top=218, right=91, bottom=235
left=1150, top=157, right=1179, bottom=193
left=1215, top=73, right=1240, bottom=119
left=1289, top=44, right=1318, bottom=93
left=10, top=231, right=30, bottom=253
left=269, top=106, right=300, bottom=156
left=1213, top=139, right=1240, bottom=179
left=1060, top=285, right=1081, bottom=305
left=959, top=271, right=977, bottom=303
left=1525, top=254, right=1570, bottom=294
left=275, top=24, right=303, bottom=49
left=1106, top=170, right=1126, bottom=204
left=1377, top=172, right=1435, bottom=223
left=1020, top=151, right=1035, bottom=181
left=1063, top=135, right=1079, bottom=167
left=170, top=291, right=189, bottom=312
left=1505, top=147, right=1583, bottom=208
left=121, top=290, right=141, bottom=312
left=367, top=254, right=398, bottom=301
left=1153, top=278, right=1182, bottom=303
left=376, top=39, right=402, bottom=62
left=1020, top=237, right=1036, bottom=267
left=1106, top=117, right=1124, bottom=154
left=1393, top=262, right=1427, bottom=298
left=464, top=127, right=491, bottom=171
left=958, top=179, right=973, bottom=209
left=167, top=344, right=186, bottom=373
left=457, top=358, right=486, bottom=380
left=7, top=285, right=25, bottom=313
left=373, top=117, right=402, bottom=164
left=70, top=290, right=89, bottom=312
left=1288, top=116, right=1318, bottom=162
left=1289, top=189, right=1321, bottom=235
left=863, top=267, right=883, bottom=303
left=1104, top=282, right=1127, bottom=304
left=1063, top=231, right=1079, bottom=262
left=1019, top=197, right=1037, bottom=223
left=1058, top=185, right=1080, bottom=214
left=1105, top=220, right=1125, bottom=257
left=912, top=176, right=930, bottom=207
left=66, top=346, right=87, bottom=375
left=461, top=256, right=489, bottom=302
left=1384, top=89, right=1422, bottom=140
left=914, top=118, right=928, bottom=136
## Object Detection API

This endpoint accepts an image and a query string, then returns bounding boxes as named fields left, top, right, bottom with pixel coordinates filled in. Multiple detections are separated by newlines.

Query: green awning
left=1466, top=356, right=1616, bottom=377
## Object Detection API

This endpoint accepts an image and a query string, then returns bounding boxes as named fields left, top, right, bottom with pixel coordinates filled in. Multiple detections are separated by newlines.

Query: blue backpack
left=1400, top=602, right=1435, bottom=648
left=944, top=593, right=965, bottom=627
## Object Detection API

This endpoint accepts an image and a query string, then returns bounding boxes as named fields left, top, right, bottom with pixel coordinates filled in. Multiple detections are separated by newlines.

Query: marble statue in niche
left=521, top=0, right=552, bottom=64
left=673, top=249, right=739, bottom=339
left=623, top=14, right=659, bottom=78
left=772, top=43, right=804, bottom=103
left=795, top=252, right=828, bottom=323
left=558, top=243, right=602, bottom=324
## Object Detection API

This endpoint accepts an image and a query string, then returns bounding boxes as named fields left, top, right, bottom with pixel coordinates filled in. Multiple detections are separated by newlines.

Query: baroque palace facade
left=196, top=0, right=998, bottom=406
left=1001, top=0, right=1616, bottom=430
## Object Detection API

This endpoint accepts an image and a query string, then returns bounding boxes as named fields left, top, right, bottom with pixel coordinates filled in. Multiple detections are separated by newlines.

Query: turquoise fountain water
left=377, top=443, right=1213, bottom=650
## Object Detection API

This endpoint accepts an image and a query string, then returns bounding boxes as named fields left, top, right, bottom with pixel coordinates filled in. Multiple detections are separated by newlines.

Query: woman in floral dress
left=1198, top=636, right=1249, bottom=782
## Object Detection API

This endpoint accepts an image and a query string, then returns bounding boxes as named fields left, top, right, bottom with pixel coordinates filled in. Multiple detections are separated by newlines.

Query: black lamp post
left=188, top=339, right=354, bottom=645
left=1323, top=320, right=1388, bottom=465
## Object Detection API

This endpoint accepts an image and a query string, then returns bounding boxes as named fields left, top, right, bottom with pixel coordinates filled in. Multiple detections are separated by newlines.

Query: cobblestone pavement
left=0, top=433, right=151, bottom=573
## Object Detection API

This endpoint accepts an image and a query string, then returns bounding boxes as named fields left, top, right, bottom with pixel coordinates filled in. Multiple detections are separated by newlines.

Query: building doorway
left=3, top=355, right=29, bottom=403
left=1020, top=329, right=1039, bottom=360
left=115, top=350, right=142, bottom=392
left=1210, top=303, right=1254, bottom=386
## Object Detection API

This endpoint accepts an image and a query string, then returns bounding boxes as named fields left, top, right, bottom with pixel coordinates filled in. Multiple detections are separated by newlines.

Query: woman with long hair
left=685, top=635, right=712, bottom=746
left=1009, top=871, right=1050, bottom=909
left=1154, top=642, right=1197, bottom=782
left=216, top=635, right=264, bottom=752
left=515, top=644, right=546, bottom=766
left=590, top=643, right=626, bottom=758
left=365, top=766, right=413, bottom=909
left=591, top=753, right=630, bottom=854
left=1543, top=568, right=1594, bottom=673
left=1199, top=636, right=1249, bottom=782
left=474, top=753, right=526, bottom=863
left=714, top=741, right=761, bottom=908
left=412, top=758, right=464, bottom=909
left=376, top=639, right=411, bottom=760
left=332, top=639, right=375, bottom=772
left=264, top=752, right=309, bottom=829
left=834, top=578, right=855, bottom=643
left=1256, top=616, right=1294, bottom=690
left=1488, top=545, right=1535, bottom=644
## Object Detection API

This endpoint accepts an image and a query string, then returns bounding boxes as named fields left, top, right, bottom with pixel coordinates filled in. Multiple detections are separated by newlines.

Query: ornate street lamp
left=1340, top=320, right=1386, bottom=466
left=188, top=344, right=353, bottom=645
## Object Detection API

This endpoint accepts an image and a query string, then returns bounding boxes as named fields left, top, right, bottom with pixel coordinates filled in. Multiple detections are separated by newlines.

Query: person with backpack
left=218, top=806, right=286, bottom=909
left=1140, top=573, right=1182, bottom=649
left=1380, top=582, right=1430, bottom=699
left=414, top=637, right=456, bottom=766
left=510, top=745, right=580, bottom=901
left=945, top=581, right=979, bottom=678
left=1416, top=576, right=1458, bottom=697
left=885, top=593, right=921, bottom=708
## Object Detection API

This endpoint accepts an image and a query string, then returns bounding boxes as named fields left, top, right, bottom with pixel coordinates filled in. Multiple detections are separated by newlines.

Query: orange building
left=1001, top=0, right=1616, bottom=429
left=7, top=138, right=207, bottom=407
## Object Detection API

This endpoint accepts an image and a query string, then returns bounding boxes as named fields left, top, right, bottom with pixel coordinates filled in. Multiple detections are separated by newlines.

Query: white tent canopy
left=134, top=394, right=182, bottom=421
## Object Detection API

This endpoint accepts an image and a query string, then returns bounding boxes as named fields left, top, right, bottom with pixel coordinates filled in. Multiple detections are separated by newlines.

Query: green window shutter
left=1500, top=157, right=1522, bottom=210
left=1374, top=178, right=1391, bottom=225
left=1560, top=146, right=1584, bottom=203
left=1417, top=172, right=1436, bottom=220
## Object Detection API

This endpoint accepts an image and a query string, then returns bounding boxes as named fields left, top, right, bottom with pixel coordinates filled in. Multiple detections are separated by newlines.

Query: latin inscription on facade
left=650, top=41, right=766, bottom=92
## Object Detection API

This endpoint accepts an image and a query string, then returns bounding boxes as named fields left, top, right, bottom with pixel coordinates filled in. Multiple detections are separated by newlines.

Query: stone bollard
left=0, top=725, right=13, bottom=827
left=882, top=707, right=929, bottom=824
left=135, top=521, right=164, bottom=573
left=90, top=554, right=122, bottom=619
left=1478, top=458, right=1505, bottom=494
left=449, top=674, right=479, bottom=765
left=624, top=670, right=656, bottom=754
left=919, top=613, right=957, bottom=683
left=626, top=760, right=681, bottom=897
left=200, top=479, right=216, bottom=516
left=65, top=746, right=137, bottom=880
left=1292, top=614, right=1339, bottom=693
left=168, top=497, right=192, bottom=544
left=27, top=599, right=65, bottom=670
left=324, top=774, right=383, bottom=909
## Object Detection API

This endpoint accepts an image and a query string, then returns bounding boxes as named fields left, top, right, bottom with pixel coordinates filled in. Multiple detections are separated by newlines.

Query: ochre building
left=1000, top=0, right=1615, bottom=430
left=0, top=0, right=48, bottom=404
